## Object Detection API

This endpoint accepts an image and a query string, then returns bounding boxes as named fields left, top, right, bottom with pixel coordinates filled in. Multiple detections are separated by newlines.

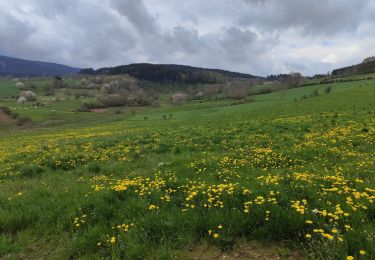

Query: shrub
left=1, top=106, right=12, bottom=116
left=133, top=90, right=152, bottom=106
left=151, top=100, right=160, bottom=107
left=257, top=87, right=272, bottom=95
left=324, top=86, right=332, bottom=94
left=53, top=77, right=67, bottom=89
left=43, top=84, right=55, bottom=96
left=202, top=85, right=221, bottom=98
left=20, top=91, right=37, bottom=101
left=310, top=89, right=319, bottom=97
left=100, top=95, right=129, bottom=107
left=87, top=162, right=101, bottom=173
left=17, top=96, right=27, bottom=104
left=16, top=116, right=32, bottom=126
left=15, top=81, right=26, bottom=90
left=224, top=84, right=249, bottom=99
left=171, top=93, right=187, bottom=105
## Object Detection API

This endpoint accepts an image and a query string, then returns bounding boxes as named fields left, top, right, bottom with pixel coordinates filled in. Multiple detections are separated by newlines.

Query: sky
left=1, top=0, right=374, bottom=76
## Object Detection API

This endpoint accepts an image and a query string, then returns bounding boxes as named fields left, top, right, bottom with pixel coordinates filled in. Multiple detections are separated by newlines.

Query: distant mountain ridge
left=0, top=55, right=80, bottom=76
left=80, top=63, right=263, bottom=84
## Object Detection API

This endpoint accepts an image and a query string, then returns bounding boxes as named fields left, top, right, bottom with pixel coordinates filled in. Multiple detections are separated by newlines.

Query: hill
left=0, top=74, right=374, bottom=259
left=80, top=63, right=263, bottom=84
left=331, top=57, right=375, bottom=76
left=0, top=55, right=80, bottom=76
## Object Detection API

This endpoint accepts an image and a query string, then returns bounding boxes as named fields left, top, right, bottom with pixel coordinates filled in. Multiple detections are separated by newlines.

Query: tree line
left=80, top=63, right=261, bottom=84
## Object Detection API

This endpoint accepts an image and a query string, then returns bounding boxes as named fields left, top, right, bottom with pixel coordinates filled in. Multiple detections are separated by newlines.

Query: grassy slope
left=0, top=79, right=374, bottom=259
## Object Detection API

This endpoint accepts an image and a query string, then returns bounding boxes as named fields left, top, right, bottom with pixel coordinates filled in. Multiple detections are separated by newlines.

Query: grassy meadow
left=0, top=77, right=374, bottom=259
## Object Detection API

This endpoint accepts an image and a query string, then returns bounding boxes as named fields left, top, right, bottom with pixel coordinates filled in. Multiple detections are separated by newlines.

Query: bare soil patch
left=177, top=240, right=303, bottom=260
left=0, top=109, right=16, bottom=124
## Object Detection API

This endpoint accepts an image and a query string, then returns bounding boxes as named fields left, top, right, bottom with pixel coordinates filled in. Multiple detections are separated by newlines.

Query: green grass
left=0, top=77, right=374, bottom=259
left=0, top=80, right=20, bottom=97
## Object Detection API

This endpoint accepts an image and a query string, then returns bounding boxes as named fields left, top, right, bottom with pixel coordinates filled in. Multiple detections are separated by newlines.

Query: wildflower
left=305, top=220, right=313, bottom=224
left=213, top=233, right=220, bottom=238
left=322, top=233, right=334, bottom=240
left=110, top=236, right=116, bottom=243
left=218, top=225, right=223, bottom=229
left=148, top=204, right=159, bottom=210
left=305, top=234, right=312, bottom=238
left=346, top=256, right=354, bottom=260
left=359, top=250, right=366, bottom=255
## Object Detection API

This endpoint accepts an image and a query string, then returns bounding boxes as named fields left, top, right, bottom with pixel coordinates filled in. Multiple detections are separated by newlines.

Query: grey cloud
left=110, top=0, right=158, bottom=34
left=167, top=27, right=200, bottom=53
left=218, top=27, right=258, bottom=62
left=0, top=12, right=35, bottom=44
left=0, top=0, right=374, bottom=75
left=239, top=0, right=370, bottom=35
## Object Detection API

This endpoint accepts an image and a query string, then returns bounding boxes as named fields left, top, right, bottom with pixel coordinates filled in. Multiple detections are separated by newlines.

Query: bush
left=1, top=106, right=12, bottom=116
left=88, top=162, right=101, bottom=173
left=324, top=86, right=332, bottom=94
left=20, top=91, right=37, bottom=101
left=101, top=95, right=129, bottom=107
left=202, top=85, right=221, bottom=98
left=15, top=81, right=26, bottom=90
left=224, top=84, right=249, bottom=99
left=171, top=93, right=187, bottom=105
left=16, top=117, right=32, bottom=126
left=310, top=89, right=319, bottom=97
left=256, top=87, right=272, bottom=95
left=43, top=84, right=55, bottom=96
left=1, top=106, right=19, bottom=119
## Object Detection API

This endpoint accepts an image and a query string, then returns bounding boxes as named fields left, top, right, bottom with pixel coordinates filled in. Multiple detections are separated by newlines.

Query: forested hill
left=332, top=57, right=375, bottom=76
left=80, top=63, right=263, bottom=84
